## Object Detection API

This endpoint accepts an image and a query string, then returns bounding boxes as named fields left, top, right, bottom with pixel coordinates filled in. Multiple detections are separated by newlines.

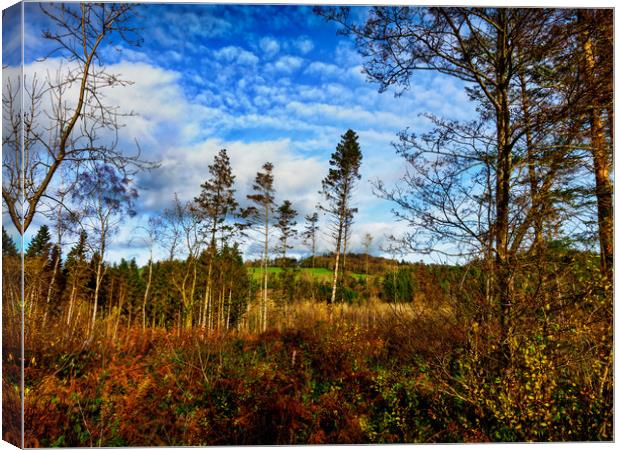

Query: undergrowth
left=22, top=309, right=612, bottom=446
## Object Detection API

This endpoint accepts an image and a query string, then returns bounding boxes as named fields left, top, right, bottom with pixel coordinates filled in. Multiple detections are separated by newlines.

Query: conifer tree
left=341, top=207, right=356, bottom=279
left=25, top=225, right=53, bottom=317
left=320, top=130, right=363, bottom=309
left=2, top=227, right=18, bottom=257
left=275, top=200, right=298, bottom=263
left=302, top=212, right=319, bottom=268
left=242, top=162, right=276, bottom=332
left=26, top=225, right=52, bottom=259
left=194, top=149, right=239, bottom=328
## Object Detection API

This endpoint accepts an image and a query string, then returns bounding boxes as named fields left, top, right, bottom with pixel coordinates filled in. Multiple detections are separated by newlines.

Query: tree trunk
left=202, top=232, right=217, bottom=329
left=142, top=259, right=153, bottom=331
left=113, top=285, right=125, bottom=342
left=329, top=224, right=343, bottom=320
left=262, top=206, right=270, bottom=332
left=91, top=260, right=105, bottom=336
left=342, top=226, right=348, bottom=285
left=580, top=13, right=613, bottom=278
left=518, top=70, right=543, bottom=252
left=226, top=288, right=232, bottom=331
left=43, top=245, right=60, bottom=327
left=218, top=283, right=224, bottom=331
left=128, top=301, right=133, bottom=329
left=189, top=262, right=198, bottom=328
left=493, top=11, right=513, bottom=355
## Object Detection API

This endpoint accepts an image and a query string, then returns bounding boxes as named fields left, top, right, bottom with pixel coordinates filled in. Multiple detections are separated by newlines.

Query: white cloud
left=259, top=37, right=280, bottom=57
left=214, top=46, right=259, bottom=65
left=101, top=45, right=153, bottom=64
left=269, top=55, right=304, bottom=74
left=294, top=37, right=314, bottom=54
left=285, top=101, right=409, bottom=129
left=348, top=65, right=367, bottom=83
left=334, top=41, right=363, bottom=66
left=305, top=61, right=344, bottom=78
left=161, top=9, right=231, bottom=41
left=164, top=50, right=184, bottom=63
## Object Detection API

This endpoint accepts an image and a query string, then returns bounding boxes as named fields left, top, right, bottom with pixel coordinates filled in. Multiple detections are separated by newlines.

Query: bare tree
left=165, top=194, right=202, bottom=329
left=362, top=232, right=373, bottom=275
left=318, top=7, right=583, bottom=350
left=2, top=3, right=152, bottom=233
left=575, top=10, right=613, bottom=277
left=133, top=217, right=160, bottom=332
left=71, top=162, right=138, bottom=336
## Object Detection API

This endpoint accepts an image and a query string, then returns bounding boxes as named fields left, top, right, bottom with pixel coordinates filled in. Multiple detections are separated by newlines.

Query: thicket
left=21, top=261, right=611, bottom=446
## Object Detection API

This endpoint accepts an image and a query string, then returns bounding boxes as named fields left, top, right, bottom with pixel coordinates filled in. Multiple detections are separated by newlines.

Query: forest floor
left=22, top=307, right=465, bottom=446
left=18, top=299, right=612, bottom=446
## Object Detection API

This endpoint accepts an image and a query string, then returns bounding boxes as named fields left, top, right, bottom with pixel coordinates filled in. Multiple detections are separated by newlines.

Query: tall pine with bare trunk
left=242, top=163, right=276, bottom=332
left=194, top=149, right=238, bottom=329
left=320, top=130, right=362, bottom=313
left=302, top=212, right=319, bottom=268
left=275, top=200, right=298, bottom=264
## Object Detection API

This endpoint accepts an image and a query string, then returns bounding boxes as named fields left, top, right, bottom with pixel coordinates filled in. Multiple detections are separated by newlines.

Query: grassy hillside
left=248, top=267, right=367, bottom=281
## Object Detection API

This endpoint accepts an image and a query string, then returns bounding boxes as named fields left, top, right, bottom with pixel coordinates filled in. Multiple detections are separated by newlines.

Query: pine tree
left=194, top=149, right=239, bottom=328
left=2, top=227, right=18, bottom=257
left=275, top=200, right=298, bottom=264
left=302, top=212, right=319, bottom=268
left=341, top=207, right=356, bottom=279
left=26, top=225, right=52, bottom=259
left=65, top=232, right=88, bottom=270
left=320, top=130, right=363, bottom=310
left=25, top=225, right=53, bottom=319
left=194, top=149, right=239, bottom=246
left=125, top=258, right=145, bottom=328
left=241, top=162, right=276, bottom=332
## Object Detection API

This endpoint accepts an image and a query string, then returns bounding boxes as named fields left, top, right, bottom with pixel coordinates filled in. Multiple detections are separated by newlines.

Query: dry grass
left=240, top=298, right=455, bottom=334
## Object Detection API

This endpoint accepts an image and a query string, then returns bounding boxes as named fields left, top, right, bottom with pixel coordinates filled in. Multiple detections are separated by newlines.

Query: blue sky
left=5, top=3, right=476, bottom=264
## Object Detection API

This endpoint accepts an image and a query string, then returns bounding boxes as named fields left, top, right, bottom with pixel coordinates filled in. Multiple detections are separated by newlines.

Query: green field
left=248, top=266, right=366, bottom=281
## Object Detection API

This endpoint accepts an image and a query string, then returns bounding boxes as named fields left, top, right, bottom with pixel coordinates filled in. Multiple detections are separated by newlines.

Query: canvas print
left=2, top=2, right=614, bottom=446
